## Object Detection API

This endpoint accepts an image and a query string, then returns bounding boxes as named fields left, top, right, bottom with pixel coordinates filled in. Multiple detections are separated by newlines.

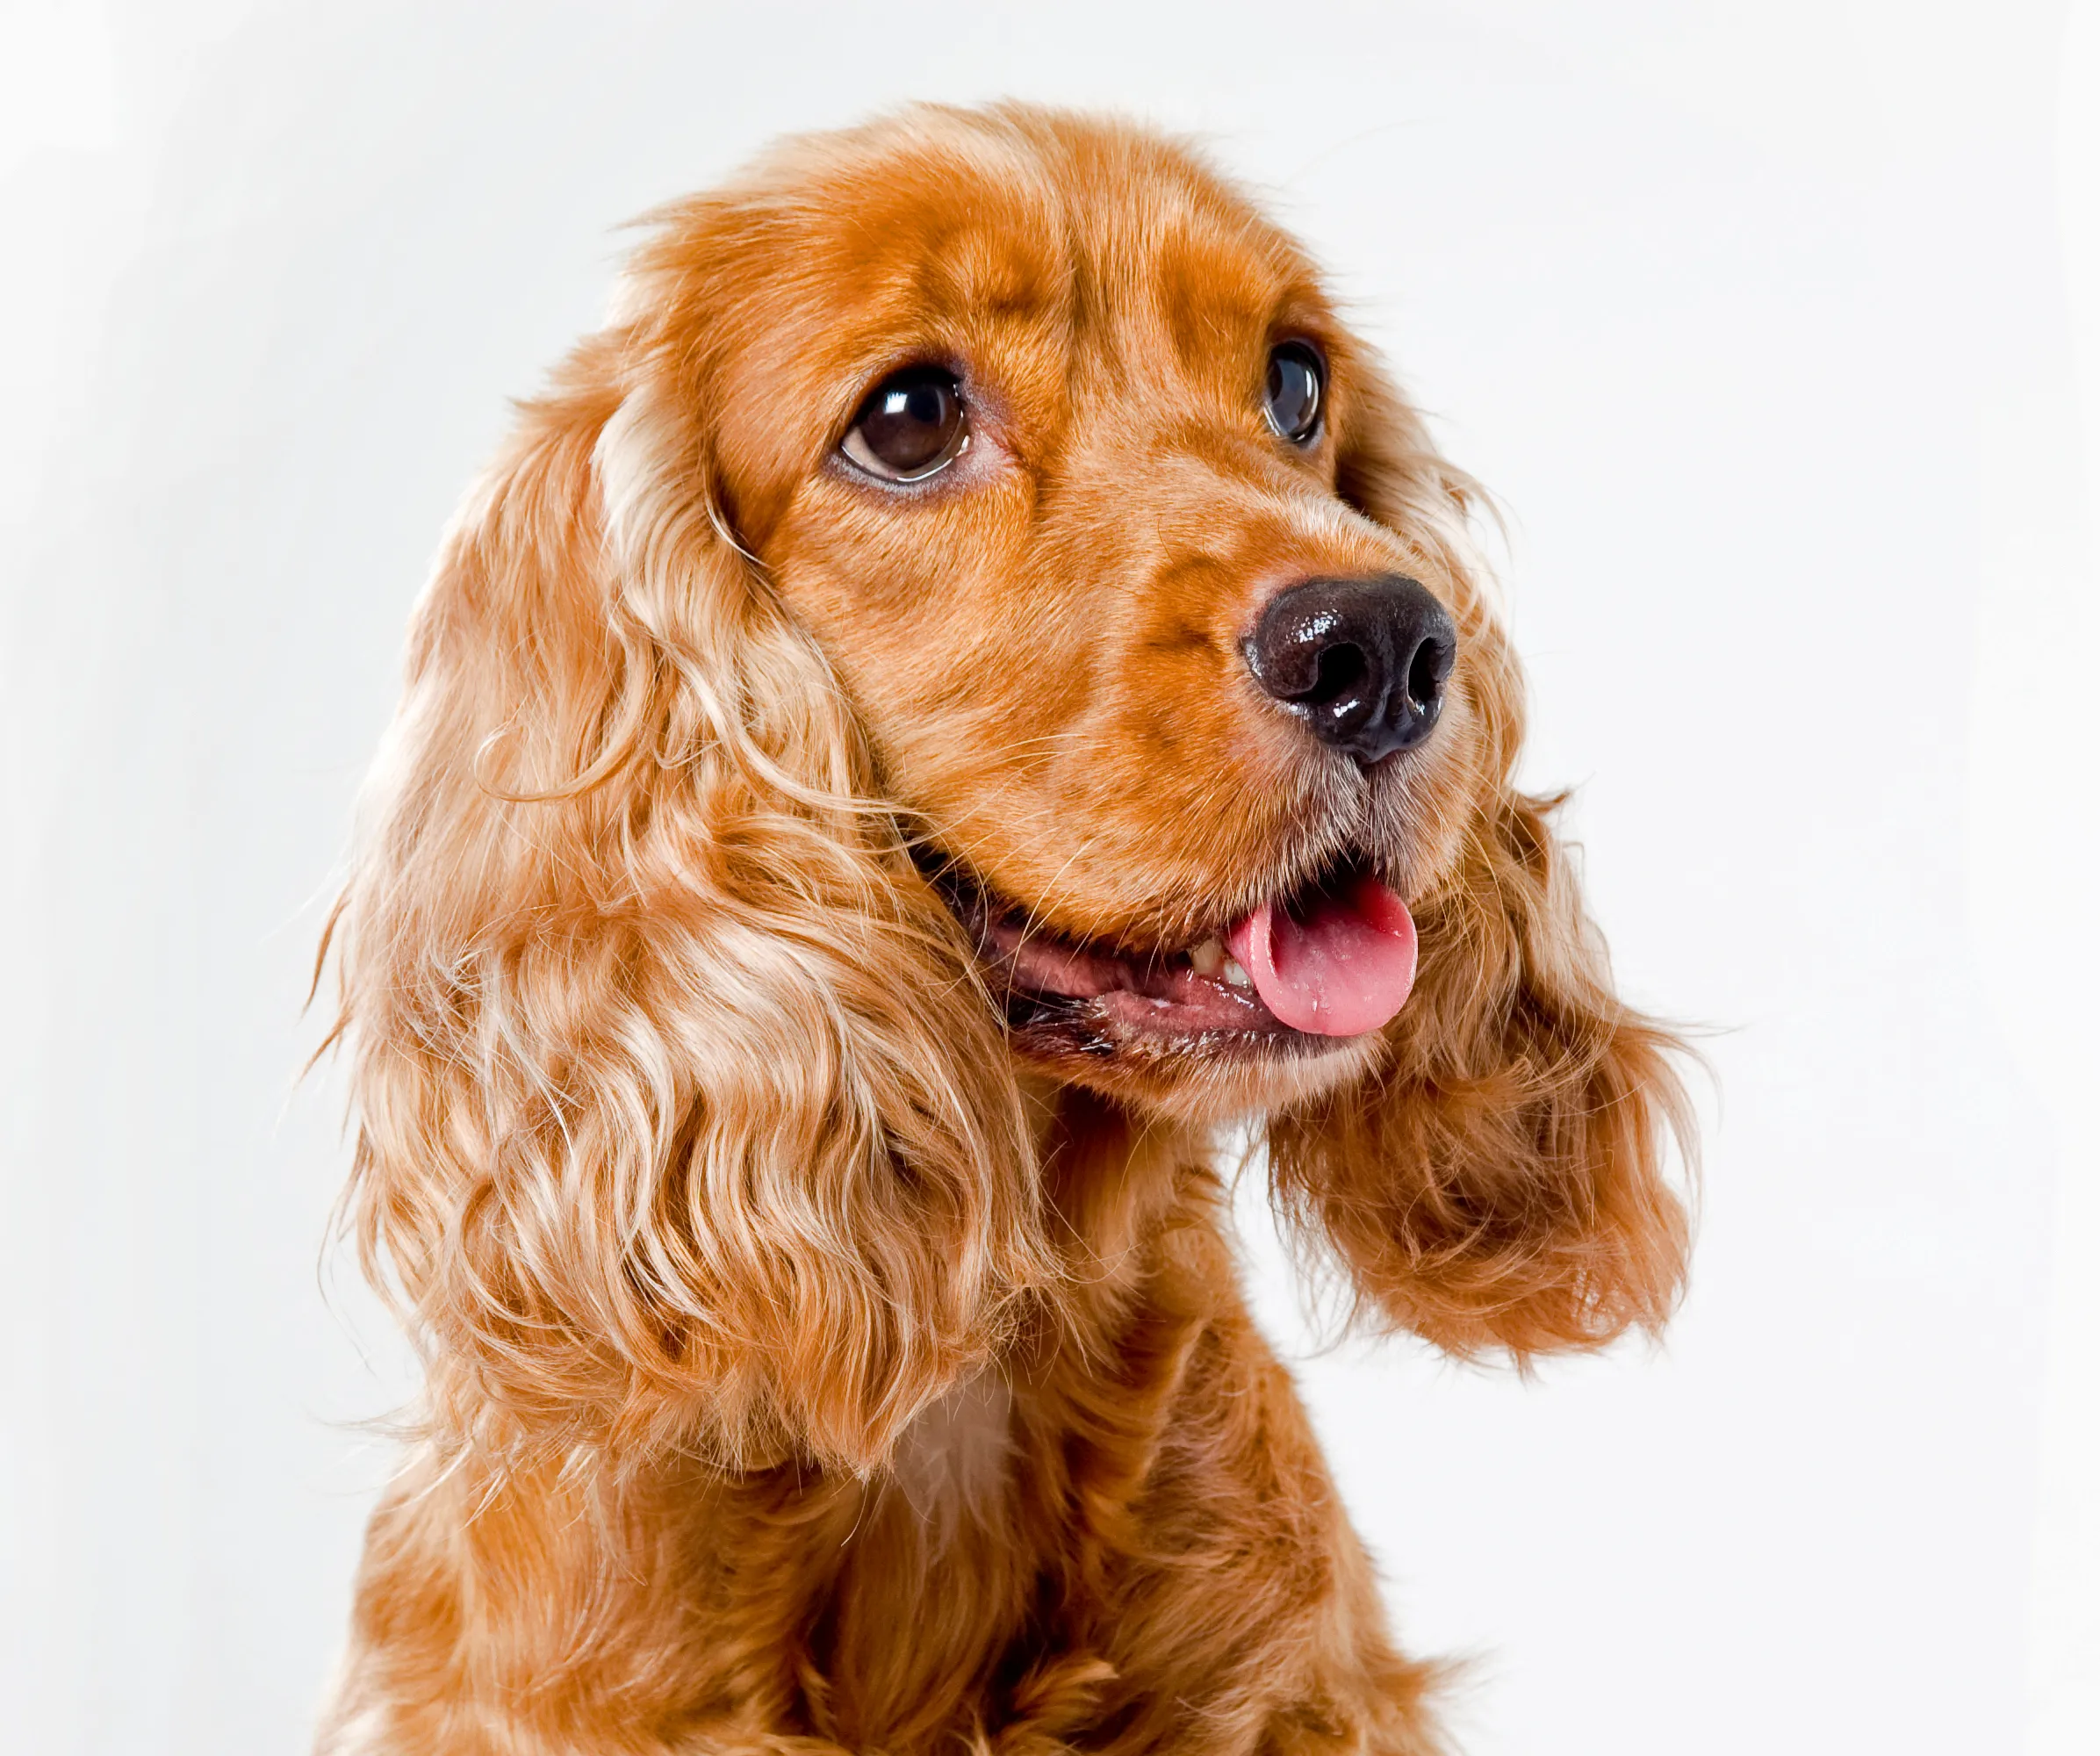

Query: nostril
left=1299, top=643, right=1367, bottom=708
left=1404, top=636, right=1450, bottom=713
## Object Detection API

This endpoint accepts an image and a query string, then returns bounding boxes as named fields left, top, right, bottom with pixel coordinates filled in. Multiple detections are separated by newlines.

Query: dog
left=316, top=102, right=1692, bottom=1756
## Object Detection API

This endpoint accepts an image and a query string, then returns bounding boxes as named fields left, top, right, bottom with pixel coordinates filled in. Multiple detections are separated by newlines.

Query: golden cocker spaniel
left=318, top=102, right=1692, bottom=1756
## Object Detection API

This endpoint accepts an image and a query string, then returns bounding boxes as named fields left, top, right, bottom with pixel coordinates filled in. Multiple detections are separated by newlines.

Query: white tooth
left=1221, top=956, right=1253, bottom=989
left=1190, top=935, right=1226, bottom=976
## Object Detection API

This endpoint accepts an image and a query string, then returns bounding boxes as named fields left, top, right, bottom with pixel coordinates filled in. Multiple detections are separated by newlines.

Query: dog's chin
left=926, top=860, right=1401, bottom=1126
left=1012, top=1011, right=1385, bottom=1125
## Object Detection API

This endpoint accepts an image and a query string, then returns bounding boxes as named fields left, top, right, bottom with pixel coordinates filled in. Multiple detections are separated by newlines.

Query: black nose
left=1244, top=574, right=1458, bottom=765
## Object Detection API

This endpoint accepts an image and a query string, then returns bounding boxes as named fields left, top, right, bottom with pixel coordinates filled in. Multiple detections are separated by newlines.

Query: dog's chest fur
left=886, top=1371, right=1014, bottom=1541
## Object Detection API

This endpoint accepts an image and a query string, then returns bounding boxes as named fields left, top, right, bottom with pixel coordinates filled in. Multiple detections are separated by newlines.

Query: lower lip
left=1001, top=982, right=1352, bottom=1062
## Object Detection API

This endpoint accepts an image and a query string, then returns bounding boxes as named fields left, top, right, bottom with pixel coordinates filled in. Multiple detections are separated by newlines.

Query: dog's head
left=330, top=105, right=1690, bottom=1472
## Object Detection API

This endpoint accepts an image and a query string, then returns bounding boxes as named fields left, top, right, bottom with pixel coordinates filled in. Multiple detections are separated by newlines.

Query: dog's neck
left=1037, top=1082, right=1210, bottom=1273
left=885, top=1078, right=1214, bottom=1545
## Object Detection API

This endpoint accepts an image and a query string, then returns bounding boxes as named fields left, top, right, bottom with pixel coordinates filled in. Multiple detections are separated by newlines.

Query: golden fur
left=316, top=104, right=1692, bottom=1756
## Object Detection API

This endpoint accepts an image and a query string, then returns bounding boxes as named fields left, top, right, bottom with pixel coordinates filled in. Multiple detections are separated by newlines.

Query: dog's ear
left=325, top=317, right=1051, bottom=1476
left=1264, top=371, right=1694, bottom=1359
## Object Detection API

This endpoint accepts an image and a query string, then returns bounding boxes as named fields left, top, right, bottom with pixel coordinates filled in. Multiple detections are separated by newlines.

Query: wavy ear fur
left=326, top=322, right=1050, bottom=1476
left=1268, top=373, right=1694, bottom=1358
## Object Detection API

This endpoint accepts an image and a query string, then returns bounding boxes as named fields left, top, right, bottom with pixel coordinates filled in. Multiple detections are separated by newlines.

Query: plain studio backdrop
left=4, top=3, right=2096, bottom=1752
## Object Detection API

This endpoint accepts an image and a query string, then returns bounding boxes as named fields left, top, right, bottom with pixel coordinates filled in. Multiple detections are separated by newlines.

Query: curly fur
left=316, top=103, right=1692, bottom=1756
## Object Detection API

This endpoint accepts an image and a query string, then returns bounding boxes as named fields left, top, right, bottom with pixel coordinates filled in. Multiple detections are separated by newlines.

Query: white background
left=4, top=4, right=2095, bottom=1752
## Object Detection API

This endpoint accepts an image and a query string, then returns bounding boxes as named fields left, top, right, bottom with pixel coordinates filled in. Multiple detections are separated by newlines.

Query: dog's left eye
left=1264, top=342, right=1325, bottom=445
left=840, top=367, right=969, bottom=482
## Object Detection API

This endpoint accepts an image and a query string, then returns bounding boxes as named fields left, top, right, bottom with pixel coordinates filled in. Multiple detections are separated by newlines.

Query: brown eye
left=840, top=367, right=968, bottom=482
left=1264, top=341, right=1325, bottom=444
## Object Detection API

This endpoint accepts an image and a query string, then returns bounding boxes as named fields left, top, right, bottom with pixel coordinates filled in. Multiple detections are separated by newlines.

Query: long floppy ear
left=324, top=324, right=1050, bottom=1476
left=1266, top=371, right=1694, bottom=1359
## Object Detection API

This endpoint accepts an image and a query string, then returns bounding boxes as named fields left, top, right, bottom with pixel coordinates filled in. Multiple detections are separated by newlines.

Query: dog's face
left=640, top=112, right=1513, bottom=1120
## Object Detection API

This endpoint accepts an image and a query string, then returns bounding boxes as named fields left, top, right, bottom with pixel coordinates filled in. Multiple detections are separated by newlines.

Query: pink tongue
left=1225, top=874, right=1418, bottom=1037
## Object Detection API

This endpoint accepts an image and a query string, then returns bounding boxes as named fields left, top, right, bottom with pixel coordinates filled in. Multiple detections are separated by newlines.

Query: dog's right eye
left=840, top=368, right=969, bottom=483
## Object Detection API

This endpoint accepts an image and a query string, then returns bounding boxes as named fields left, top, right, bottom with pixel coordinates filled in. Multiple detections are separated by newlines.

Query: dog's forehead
left=758, top=118, right=1331, bottom=380
left=871, top=137, right=1320, bottom=349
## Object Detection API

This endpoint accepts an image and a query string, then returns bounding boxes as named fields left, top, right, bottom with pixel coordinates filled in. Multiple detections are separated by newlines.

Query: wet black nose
left=1244, top=574, right=1458, bottom=766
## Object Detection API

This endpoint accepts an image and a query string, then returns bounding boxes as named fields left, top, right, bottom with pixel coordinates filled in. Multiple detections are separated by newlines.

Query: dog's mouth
left=928, top=855, right=1420, bottom=1060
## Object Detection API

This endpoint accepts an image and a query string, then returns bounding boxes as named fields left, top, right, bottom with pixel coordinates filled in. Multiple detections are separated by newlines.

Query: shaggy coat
left=318, top=104, right=1691, bottom=1756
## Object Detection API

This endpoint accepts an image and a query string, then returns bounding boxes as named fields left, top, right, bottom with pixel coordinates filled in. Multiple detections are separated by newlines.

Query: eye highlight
left=1263, top=341, right=1325, bottom=445
left=840, top=366, right=969, bottom=482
